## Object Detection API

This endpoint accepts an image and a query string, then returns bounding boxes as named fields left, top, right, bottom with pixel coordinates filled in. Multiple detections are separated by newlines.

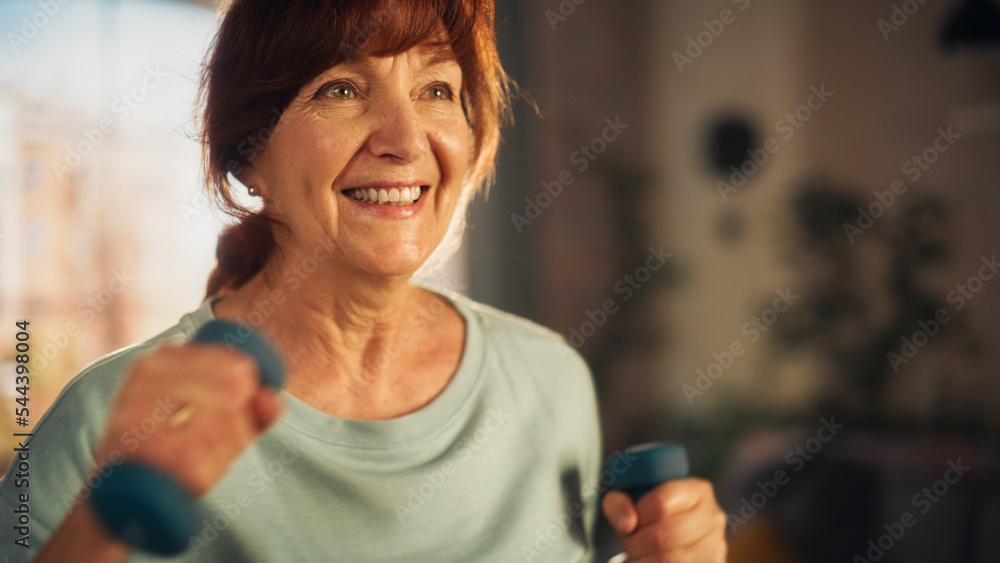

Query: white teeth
left=348, top=186, right=424, bottom=205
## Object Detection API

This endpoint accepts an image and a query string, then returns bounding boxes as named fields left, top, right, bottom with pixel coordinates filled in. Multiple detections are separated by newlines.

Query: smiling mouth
left=345, top=186, right=426, bottom=206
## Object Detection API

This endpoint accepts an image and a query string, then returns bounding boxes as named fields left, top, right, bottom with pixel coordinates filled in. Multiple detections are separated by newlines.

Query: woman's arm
left=27, top=341, right=283, bottom=560
left=33, top=499, right=132, bottom=563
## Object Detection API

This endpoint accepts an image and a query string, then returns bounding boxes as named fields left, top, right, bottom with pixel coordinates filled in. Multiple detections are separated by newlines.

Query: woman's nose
left=366, top=97, right=428, bottom=164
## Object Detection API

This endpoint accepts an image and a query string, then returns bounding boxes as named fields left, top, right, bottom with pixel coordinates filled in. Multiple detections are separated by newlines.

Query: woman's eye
left=426, top=84, right=454, bottom=101
left=318, top=81, right=357, bottom=100
left=330, top=87, right=352, bottom=99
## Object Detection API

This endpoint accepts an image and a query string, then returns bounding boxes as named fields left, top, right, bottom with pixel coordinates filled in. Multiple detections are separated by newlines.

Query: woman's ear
left=233, top=164, right=267, bottom=198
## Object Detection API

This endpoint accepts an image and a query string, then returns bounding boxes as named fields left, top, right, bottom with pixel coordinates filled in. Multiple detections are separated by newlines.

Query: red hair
left=200, top=0, right=510, bottom=297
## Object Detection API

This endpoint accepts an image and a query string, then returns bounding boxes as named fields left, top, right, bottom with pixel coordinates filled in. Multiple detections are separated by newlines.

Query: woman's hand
left=34, top=343, right=283, bottom=562
left=93, top=343, right=284, bottom=497
left=601, top=478, right=728, bottom=562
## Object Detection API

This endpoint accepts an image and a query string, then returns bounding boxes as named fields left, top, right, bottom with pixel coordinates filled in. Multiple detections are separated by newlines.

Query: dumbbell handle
left=89, top=321, right=284, bottom=555
left=603, top=443, right=690, bottom=563
left=602, top=442, right=689, bottom=502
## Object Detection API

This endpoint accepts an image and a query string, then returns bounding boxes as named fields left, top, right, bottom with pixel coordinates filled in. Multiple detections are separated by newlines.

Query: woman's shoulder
left=444, top=291, right=591, bottom=376
left=36, top=301, right=208, bottom=430
left=444, top=291, right=562, bottom=342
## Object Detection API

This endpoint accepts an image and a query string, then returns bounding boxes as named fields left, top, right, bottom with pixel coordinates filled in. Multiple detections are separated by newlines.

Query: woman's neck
left=209, top=256, right=465, bottom=420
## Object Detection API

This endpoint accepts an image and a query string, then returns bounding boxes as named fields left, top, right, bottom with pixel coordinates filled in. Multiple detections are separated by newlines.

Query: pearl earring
left=248, top=185, right=258, bottom=196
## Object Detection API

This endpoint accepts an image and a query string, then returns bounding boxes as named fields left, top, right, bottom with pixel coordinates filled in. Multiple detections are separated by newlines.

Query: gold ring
left=167, top=402, right=197, bottom=429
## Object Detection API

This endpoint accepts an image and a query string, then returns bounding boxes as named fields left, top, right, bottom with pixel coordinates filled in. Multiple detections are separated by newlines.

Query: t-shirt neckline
left=189, top=290, right=486, bottom=451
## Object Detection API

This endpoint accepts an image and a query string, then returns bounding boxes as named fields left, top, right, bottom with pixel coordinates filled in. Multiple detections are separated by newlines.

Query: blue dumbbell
left=602, top=442, right=689, bottom=501
left=90, top=320, right=285, bottom=555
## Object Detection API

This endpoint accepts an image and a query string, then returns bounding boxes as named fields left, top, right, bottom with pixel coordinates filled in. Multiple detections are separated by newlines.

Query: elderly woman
left=4, top=1, right=726, bottom=561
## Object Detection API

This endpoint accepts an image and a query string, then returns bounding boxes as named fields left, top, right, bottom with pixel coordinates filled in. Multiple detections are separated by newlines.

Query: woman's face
left=245, top=42, right=472, bottom=279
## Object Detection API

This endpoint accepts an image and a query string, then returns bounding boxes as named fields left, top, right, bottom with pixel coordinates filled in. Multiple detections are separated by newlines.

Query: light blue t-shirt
left=0, top=292, right=603, bottom=562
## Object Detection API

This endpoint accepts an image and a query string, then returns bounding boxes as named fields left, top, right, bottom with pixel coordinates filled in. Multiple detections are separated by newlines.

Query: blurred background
left=1, top=0, right=999, bottom=561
